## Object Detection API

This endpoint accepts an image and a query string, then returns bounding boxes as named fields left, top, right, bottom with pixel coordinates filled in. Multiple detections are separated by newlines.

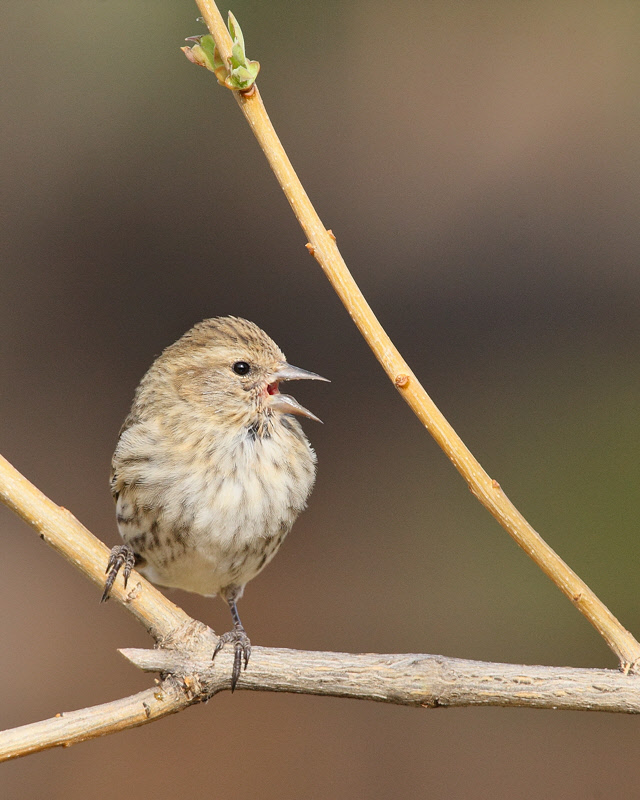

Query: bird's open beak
left=267, top=363, right=329, bottom=423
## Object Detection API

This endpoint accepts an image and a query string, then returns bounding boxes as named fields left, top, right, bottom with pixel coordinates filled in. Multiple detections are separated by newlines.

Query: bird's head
left=162, top=317, right=328, bottom=431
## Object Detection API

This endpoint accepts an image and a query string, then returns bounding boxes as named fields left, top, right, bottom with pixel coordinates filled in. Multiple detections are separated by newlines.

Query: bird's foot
left=101, top=544, right=136, bottom=602
left=212, top=626, right=251, bottom=691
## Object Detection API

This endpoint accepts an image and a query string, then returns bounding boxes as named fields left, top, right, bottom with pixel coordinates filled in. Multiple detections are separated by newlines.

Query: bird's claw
left=101, top=544, right=136, bottom=602
left=212, top=626, right=251, bottom=691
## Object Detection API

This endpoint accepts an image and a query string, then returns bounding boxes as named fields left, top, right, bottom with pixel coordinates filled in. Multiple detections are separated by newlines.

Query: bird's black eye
left=233, top=361, right=251, bottom=376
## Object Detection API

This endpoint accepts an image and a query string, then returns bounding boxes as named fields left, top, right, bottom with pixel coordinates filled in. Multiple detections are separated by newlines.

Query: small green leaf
left=228, top=12, right=245, bottom=54
left=233, top=69, right=250, bottom=86
left=181, top=34, right=219, bottom=73
left=199, top=34, right=217, bottom=65
left=231, top=42, right=246, bottom=70
left=183, top=11, right=260, bottom=92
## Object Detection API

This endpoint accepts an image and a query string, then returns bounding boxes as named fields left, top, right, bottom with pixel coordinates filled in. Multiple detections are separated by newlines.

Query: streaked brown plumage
left=103, top=316, right=327, bottom=688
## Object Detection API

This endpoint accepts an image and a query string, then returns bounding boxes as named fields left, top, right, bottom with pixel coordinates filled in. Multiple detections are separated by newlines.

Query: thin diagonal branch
left=192, top=0, right=640, bottom=671
left=0, top=453, right=191, bottom=641
left=0, top=683, right=189, bottom=762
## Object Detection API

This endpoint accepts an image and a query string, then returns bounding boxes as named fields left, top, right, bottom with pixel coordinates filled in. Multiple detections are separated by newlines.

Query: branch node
left=181, top=12, right=260, bottom=92
left=182, top=674, right=203, bottom=699
left=156, top=618, right=216, bottom=655
left=622, top=658, right=640, bottom=676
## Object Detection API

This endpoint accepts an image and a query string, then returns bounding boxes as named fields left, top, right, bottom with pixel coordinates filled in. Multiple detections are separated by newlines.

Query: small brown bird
left=102, top=316, right=327, bottom=689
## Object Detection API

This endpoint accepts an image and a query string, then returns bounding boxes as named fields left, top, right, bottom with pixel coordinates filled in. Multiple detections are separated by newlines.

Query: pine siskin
left=102, top=316, right=327, bottom=689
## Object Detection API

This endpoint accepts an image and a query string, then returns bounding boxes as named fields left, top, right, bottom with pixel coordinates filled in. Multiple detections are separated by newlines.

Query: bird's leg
left=101, top=544, right=136, bottom=602
left=213, top=587, right=252, bottom=692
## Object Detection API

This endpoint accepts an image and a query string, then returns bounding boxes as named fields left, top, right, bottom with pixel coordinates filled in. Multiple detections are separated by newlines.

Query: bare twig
left=0, top=622, right=218, bottom=763
left=192, top=0, right=640, bottom=671
left=0, top=684, right=188, bottom=763
left=0, top=453, right=191, bottom=641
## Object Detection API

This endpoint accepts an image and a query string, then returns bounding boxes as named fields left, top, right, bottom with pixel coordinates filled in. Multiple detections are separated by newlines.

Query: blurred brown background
left=2, top=0, right=640, bottom=797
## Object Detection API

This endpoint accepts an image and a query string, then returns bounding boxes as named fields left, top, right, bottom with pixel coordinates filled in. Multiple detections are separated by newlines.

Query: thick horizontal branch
left=122, top=646, right=640, bottom=714
left=3, top=643, right=640, bottom=763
